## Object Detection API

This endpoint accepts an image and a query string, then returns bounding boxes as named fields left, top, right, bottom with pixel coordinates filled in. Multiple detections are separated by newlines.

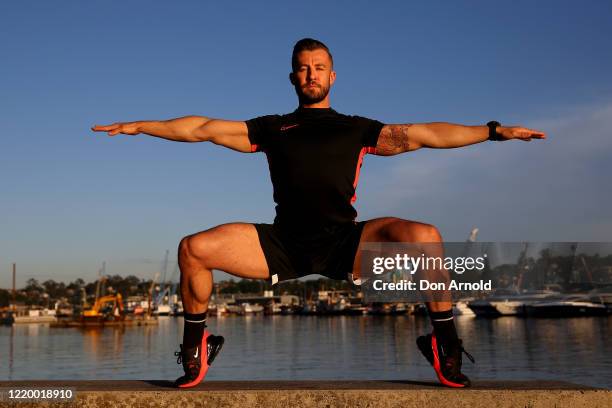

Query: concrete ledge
left=0, top=380, right=609, bottom=408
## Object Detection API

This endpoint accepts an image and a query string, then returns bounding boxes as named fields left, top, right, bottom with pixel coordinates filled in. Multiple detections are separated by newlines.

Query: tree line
left=0, top=275, right=356, bottom=308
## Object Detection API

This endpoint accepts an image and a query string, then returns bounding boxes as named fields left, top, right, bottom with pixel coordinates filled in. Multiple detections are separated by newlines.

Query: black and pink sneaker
left=417, top=332, right=475, bottom=388
left=174, top=330, right=224, bottom=388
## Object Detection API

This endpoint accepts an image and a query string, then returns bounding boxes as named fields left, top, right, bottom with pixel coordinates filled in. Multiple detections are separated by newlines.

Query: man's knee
left=415, top=222, right=443, bottom=243
left=178, top=235, right=194, bottom=263
left=178, top=233, right=214, bottom=267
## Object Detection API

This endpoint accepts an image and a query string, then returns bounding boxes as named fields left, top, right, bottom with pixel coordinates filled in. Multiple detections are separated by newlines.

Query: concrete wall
left=0, top=380, right=609, bottom=408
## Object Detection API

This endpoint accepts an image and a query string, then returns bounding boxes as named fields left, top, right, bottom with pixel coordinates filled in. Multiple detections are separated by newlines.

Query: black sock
left=429, top=309, right=459, bottom=347
left=183, top=312, right=207, bottom=350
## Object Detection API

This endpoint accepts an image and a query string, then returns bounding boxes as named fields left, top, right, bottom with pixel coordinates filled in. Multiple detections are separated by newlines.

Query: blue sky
left=1, top=1, right=611, bottom=287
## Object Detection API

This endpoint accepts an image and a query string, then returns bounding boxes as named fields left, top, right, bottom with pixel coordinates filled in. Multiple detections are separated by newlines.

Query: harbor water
left=1, top=315, right=611, bottom=389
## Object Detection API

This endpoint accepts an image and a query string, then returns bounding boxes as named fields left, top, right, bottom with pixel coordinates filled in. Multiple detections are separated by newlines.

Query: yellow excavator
left=82, top=293, right=124, bottom=319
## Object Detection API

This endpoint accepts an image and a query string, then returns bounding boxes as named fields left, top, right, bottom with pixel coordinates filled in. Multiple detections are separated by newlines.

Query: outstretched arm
left=374, top=123, right=546, bottom=156
left=91, top=116, right=251, bottom=153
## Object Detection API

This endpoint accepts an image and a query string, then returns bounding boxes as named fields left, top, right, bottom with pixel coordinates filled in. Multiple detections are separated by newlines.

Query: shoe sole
left=430, top=334, right=469, bottom=388
left=417, top=333, right=469, bottom=388
left=178, top=330, right=224, bottom=388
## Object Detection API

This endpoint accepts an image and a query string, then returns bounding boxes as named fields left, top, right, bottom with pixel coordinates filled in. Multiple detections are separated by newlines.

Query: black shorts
left=254, top=221, right=366, bottom=284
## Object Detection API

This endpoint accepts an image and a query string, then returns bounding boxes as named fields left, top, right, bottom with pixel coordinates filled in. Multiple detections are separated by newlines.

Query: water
left=1, top=315, right=611, bottom=388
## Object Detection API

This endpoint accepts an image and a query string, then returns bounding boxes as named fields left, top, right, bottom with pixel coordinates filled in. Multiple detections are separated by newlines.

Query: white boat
left=468, top=289, right=559, bottom=317
left=154, top=304, right=172, bottom=316
left=13, top=308, right=57, bottom=324
left=214, top=303, right=228, bottom=316
left=226, top=304, right=242, bottom=314
left=524, top=294, right=609, bottom=317
left=453, top=300, right=475, bottom=316
left=241, top=303, right=264, bottom=314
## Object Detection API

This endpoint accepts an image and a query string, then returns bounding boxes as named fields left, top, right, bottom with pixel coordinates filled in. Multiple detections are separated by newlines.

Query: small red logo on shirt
left=280, top=124, right=299, bottom=131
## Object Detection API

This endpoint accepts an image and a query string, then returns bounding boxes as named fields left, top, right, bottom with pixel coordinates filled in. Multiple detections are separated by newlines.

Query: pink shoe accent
left=178, top=330, right=211, bottom=388
left=431, top=333, right=466, bottom=388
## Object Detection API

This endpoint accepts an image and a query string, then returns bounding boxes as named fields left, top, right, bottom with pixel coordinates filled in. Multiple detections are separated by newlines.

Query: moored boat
left=468, top=289, right=559, bottom=317
left=524, top=294, right=609, bottom=317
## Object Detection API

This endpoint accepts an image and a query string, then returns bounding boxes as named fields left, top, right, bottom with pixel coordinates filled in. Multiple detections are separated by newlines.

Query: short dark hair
left=291, top=38, right=333, bottom=72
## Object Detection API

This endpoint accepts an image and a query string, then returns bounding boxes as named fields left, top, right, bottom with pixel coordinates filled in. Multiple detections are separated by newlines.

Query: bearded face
left=290, top=49, right=335, bottom=106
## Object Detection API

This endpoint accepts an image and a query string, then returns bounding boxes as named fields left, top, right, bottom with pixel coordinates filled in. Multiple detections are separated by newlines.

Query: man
left=92, top=38, right=545, bottom=388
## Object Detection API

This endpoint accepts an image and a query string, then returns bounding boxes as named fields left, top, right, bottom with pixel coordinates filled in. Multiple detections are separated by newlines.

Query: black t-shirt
left=246, top=107, right=384, bottom=229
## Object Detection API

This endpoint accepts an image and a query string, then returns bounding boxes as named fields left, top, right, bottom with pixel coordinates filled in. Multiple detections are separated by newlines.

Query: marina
left=3, top=287, right=612, bottom=327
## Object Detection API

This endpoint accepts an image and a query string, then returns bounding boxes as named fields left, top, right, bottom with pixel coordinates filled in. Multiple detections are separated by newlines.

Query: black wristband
left=487, top=121, right=503, bottom=141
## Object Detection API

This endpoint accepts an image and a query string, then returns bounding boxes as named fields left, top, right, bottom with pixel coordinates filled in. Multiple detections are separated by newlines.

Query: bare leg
left=352, top=217, right=452, bottom=312
left=178, top=223, right=270, bottom=314
left=353, top=218, right=472, bottom=387
left=174, top=223, right=270, bottom=387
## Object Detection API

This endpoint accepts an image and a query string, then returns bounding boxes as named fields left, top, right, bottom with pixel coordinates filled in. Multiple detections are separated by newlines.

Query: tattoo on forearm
left=376, top=124, right=412, bottom=155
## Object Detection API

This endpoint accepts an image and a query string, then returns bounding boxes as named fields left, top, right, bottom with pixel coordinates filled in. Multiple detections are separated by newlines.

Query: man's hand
left=91, top=122, right=141, bottom=136
left=497, top=126, right=546, bottom=142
